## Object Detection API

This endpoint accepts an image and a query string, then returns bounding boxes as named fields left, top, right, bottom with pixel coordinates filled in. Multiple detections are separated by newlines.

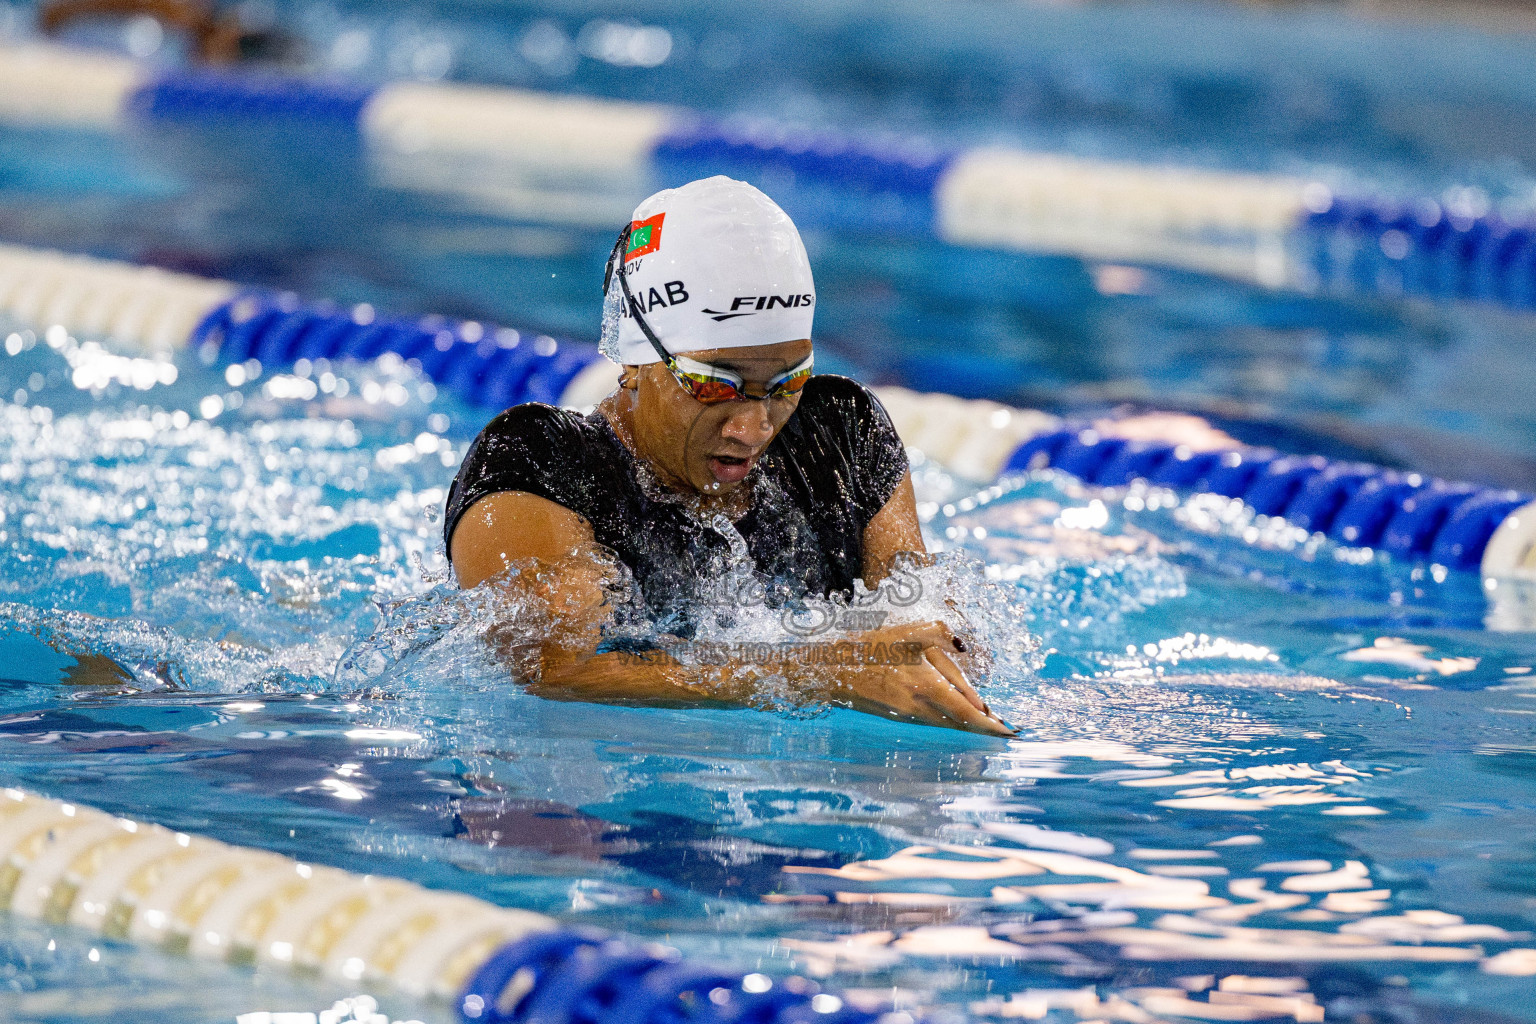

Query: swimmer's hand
left=835, top=620, right=1015, bottom=737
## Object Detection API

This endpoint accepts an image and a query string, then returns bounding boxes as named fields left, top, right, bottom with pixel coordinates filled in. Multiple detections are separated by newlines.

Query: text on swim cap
left=701, top=294, right=815, bottom=322
left=620, top=280, right=691, bottom=318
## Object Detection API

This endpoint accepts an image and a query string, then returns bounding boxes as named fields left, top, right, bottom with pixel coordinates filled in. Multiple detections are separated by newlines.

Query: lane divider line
left=0, top=789, right=888, bottom=1022
left=5, top=40, right=1533, bottom=305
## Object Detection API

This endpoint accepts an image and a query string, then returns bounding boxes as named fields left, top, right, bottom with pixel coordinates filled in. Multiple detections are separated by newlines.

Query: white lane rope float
left=0, top=789, right=892, bottom=1023
left=0, top=789, right=547, bottom=1000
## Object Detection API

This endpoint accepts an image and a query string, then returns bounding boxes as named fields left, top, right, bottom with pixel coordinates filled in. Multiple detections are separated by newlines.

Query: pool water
left=4, top=0, right=1536, bottom=1020
left=1, top=337, right=1534, bottom=1022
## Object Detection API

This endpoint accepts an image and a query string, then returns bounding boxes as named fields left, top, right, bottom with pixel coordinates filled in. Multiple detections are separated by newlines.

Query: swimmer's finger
left=924, top=648, right=987, bottom=714
left=971, top=713, right=1017, bottom=737
left=893, top=620, right=962, bottom=652
left=912, top=680, right=1014, bottom=736
left=909, top=661, right=1013, bottom=736
left=842, top=663, right=1012, bottom=736
left=866, top=621, right=974, bottom=664
left=927, top=666, right=1013, bottom=736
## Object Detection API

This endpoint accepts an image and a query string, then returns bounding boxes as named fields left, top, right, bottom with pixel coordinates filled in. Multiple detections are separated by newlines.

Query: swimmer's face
left=629, top=338, right=813, bottom=495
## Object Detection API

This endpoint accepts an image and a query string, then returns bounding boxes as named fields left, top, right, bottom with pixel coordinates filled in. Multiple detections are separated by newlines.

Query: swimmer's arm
left=450, top=491, right=755, bottom=705
left=450, top=491, right=596, bottom=591
left=854, top=472, right=1015, bottom=735
left=860, top=471, right=927, bottom=586
left=452, top=491, right=1011, bottom=732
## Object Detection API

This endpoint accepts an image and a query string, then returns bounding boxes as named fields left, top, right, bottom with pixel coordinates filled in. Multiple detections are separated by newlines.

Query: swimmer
left=446, top=177, right=1013, bottom=736
left=40, top=0, right=295, bottom=64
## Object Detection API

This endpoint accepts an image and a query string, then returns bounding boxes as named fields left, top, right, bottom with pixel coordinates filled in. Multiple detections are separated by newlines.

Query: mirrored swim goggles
left=604, top=224, right=814, bottom=406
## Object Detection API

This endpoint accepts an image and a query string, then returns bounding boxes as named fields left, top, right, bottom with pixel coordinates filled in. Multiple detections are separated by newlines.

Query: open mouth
left=706, top=453, right=755, bottom=484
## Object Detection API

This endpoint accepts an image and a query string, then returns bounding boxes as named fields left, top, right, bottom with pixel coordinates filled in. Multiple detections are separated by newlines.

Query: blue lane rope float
left=2, top=240, right=1534, bottom=577
left=3, top=40, right=1534, bottom=306
left=128, top=69, right=376, bottom=123
left=188, top=290, right=605, bottom=411
left=999, top=428, right=1531, bottom=572
left=651, top=117, right=958, bottom=234
left=0, top=790, right=893, bottom=1024
left=1302, top=195, right=1536, bottom=307
left=460, top=930, right=883, bottom=1024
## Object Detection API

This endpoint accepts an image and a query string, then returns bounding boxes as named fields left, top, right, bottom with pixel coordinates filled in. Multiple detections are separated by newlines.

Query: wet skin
left=450, top=339, right=1014, bottom=737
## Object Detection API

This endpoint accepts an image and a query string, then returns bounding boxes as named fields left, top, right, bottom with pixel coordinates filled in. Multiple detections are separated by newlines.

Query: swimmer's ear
left=619, top=369, right=639, bottom=390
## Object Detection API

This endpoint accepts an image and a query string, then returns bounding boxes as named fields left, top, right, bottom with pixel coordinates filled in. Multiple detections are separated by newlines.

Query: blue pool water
left=3, top=1, right=1536, bottom=1021
left=2, top=342, right=1535, bottom=1022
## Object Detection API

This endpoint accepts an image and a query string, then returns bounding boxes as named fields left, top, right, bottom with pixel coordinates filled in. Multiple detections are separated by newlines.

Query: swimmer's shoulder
left=480, top=400, right=585, bottom=437
left=455, top=403, right=623, bottom=500
left=791, top=373, right=895, bottom=432
left=447, top=403, right=622, bottom=546
left=776, top=373, right=906, bottom=512
left=471, top=402, right=612, bottom=460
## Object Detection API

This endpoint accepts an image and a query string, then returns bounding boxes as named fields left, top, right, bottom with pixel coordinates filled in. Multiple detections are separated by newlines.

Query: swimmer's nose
left=719, top=400, right=774, bottom=449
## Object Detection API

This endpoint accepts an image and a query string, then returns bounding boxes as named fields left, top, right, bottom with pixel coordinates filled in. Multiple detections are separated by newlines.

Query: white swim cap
left=602, top=176, right=815, bottom=365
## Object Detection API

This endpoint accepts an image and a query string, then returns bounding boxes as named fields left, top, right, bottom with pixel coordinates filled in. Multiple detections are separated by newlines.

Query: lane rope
left=0, top=789, right=891, bottom=1023
left=1, top=40, right=1530, bottom=304
left=1001, top=429, right=1531, bottom=572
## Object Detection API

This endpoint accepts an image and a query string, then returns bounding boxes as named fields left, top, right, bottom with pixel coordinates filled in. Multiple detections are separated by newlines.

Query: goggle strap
left=608, top=225, right=673, bottom=367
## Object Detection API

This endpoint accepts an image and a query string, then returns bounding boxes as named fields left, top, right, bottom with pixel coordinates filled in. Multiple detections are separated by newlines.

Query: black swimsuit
left=443, top=374, right=908, bottom=634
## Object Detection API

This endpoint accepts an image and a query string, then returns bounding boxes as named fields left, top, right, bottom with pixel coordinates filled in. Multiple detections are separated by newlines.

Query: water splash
left=599, top=276, right=625, bottom=363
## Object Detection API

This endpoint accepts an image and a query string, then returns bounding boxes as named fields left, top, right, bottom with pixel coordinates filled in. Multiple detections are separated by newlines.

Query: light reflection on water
left=0, top=341, right=1534, bottom=1021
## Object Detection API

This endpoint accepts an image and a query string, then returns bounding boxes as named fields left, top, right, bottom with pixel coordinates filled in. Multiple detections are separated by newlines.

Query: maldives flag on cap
left=625, top=213, right=665, bottom=261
